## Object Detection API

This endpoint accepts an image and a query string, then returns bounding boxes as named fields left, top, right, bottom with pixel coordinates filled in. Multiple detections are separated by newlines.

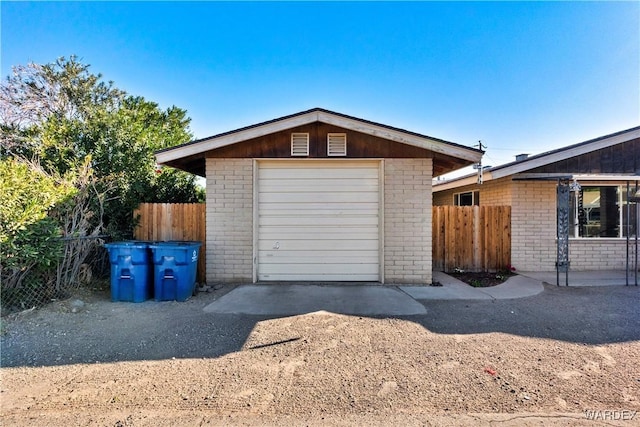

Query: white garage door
left=257, top=160, right=380, bottom=281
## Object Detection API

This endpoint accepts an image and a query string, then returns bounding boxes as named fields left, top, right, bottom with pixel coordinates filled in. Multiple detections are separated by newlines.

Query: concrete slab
left=203, top=284, right=428, bottom=316
left=401, top=271, right=543, bottom=300
left=401, top=272, right=492, bottom=300
left=480, top=274, right=544, bottom=299
left=519, top=270, right=637, bottom=287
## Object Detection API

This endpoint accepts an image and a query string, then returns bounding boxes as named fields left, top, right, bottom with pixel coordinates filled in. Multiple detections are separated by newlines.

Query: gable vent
left=291, top=133, right=309, bottom=156
left=327, top=133, right=347, bottom=156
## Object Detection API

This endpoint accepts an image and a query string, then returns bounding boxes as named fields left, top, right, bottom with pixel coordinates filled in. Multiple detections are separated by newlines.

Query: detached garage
left=156, top=108, right=482, bottom=284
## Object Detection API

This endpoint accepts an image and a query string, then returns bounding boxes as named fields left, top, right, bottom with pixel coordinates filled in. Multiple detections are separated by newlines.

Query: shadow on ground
left=414, top=284, right=639, bottom=344
left=1, top=283, right=638, bottom=369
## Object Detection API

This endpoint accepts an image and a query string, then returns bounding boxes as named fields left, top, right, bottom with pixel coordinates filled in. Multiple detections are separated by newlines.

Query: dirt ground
left=1, top=283, right=639, bottom=426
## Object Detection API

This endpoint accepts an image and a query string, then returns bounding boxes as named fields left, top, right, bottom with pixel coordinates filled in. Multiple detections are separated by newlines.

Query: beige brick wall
left=433, top=178, right=512, bottom=206
left=205, top=158, right=253, bottom=283
left=510, top=181, right=557, bottom=271
left=568, top=240, right=629, bottom=270
left=480, top=178, right=513, bottom=206
left=433, top=188, right=454, bottom=206
left=384, top=159, right=433, bottom=284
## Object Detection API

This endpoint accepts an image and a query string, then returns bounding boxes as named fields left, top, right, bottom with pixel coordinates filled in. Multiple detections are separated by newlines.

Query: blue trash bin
left=104, top=241, right=153, bottom=303
left=148, top=241, right=201, bottom=302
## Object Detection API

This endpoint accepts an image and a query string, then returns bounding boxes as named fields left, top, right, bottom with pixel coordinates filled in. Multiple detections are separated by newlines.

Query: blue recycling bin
left=148, top=241, right=201, bottom=302
left=104, top=242, right=153, bottom=303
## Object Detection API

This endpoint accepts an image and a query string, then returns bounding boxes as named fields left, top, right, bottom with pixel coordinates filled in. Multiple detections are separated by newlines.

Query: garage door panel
left=259, top=227, right=379, bottom=240
left=260, top=216, right=378, bottom=227
left=258, top=273, right=380, bottom=281
left=259, top=192, right=379, bottom=204
left=259, top=251, right=379, bottom=265
left=258, top=239, right=378, bottom=251
left=260, top=203, right=379, bottom=212
left=259, top=168, right=379, bottom=179
left=259, top=263, right=379, bottom=275
left=260, top=209, right=378, bottom=217
left=259, top=178, right=379, bottom=192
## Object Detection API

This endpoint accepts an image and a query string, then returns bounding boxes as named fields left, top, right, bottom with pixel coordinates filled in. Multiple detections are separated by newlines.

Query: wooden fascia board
left=513, top=173, right=640, bottom=182
left=490, top=129, right=640, bottom=180
left=316, top=111, right=482, bottom=163
left=572, top=174, right=640, bottom=182
left=156, top=111, right=320, bottom=164
left=157, top=110, right=482, bottom=165
left=511, top=174, right=574, bottom=181
left=433, top=172, right=492, bottom=192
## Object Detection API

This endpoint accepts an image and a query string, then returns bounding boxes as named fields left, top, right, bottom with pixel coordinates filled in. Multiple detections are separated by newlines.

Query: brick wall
left=510, top=180, right=557, bottom=271
left=433, top=178, right=512, bottom=206
left=433, top=188, right=454, bottom=206
left=205, top=158, right=254, bottom=283
left=384, top=159, right=433, bottom=284
left=569, top=240, right=630, bottom=270
left=479, top=178, right=513, bottom=206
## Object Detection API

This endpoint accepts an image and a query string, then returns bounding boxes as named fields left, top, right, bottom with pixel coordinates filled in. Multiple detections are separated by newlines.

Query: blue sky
left=2, top=1, right=639, bottom=176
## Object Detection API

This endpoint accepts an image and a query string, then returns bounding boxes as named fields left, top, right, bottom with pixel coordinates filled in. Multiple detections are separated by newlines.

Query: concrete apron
left=203, top=270, right=632, bottom=316
left=203, top=284, right=428, bottom=316
left=202, top=272, right=545, bottom=315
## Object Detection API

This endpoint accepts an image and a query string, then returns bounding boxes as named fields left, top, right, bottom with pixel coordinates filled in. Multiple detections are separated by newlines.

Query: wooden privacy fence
left=133, top=203, right=510, bottom=281
left=433, top=205, right=511, bottom=272
left=133, top=203, right=206, bottom=283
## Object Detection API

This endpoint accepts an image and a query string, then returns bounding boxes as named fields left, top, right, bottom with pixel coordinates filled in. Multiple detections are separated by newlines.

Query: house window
left=327, top=133, right=347, bottom=156
left=291, top=133, right=309, bottom=156
left=569, top=185, right=636, bottom=238
left=454, top=191, right=480, bottom=206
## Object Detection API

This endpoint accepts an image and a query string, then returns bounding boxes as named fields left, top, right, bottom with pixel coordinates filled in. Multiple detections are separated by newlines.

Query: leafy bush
left=1, top=57, right=204, bottom=311
left=0, top=159, right=76, bottom=308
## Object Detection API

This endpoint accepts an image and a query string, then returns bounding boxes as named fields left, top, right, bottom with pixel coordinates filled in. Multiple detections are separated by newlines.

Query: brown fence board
left=134, top=204, right=508, bottom=280
left=433, top=206, right=511, bottom=272
left=133, top=203, right=206, bottom=282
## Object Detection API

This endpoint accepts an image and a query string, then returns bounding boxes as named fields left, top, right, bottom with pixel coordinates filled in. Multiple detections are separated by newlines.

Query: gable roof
left=434, top=125, right=640, bottom=191
left=156, top=108, right=483, bottom=176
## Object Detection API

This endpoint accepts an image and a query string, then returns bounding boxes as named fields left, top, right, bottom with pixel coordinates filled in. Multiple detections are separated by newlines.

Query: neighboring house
left=156, top=108, right=482, bottom=284
left=434, top=126, right=640, bottom=272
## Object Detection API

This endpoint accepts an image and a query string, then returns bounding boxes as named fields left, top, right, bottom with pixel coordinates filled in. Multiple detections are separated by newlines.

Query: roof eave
left=490, top=126, right=640, bottom=179
left=156, top=110, right=320, bottom=165
left=434, top=125, right=640, bottom=190
left=433, top=172, right=491, bottom=192
left=155, top=108, right=483, bottom=166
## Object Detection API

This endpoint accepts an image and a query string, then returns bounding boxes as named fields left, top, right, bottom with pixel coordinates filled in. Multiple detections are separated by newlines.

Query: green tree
left=0, top=56, right=203, bottom=239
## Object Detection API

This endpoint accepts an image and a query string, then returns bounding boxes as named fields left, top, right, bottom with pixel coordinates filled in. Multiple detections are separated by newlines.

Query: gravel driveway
left=1, top=283, right=639, bottom=426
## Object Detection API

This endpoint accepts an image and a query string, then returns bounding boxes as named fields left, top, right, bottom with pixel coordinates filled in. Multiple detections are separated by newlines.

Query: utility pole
left=475, top=140, right=484, bottom=184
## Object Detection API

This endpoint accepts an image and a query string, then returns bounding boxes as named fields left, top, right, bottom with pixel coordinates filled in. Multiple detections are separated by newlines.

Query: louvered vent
left=291, top=133, right=309, bottom=156
left=327, top=133, right=347, bottom=156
